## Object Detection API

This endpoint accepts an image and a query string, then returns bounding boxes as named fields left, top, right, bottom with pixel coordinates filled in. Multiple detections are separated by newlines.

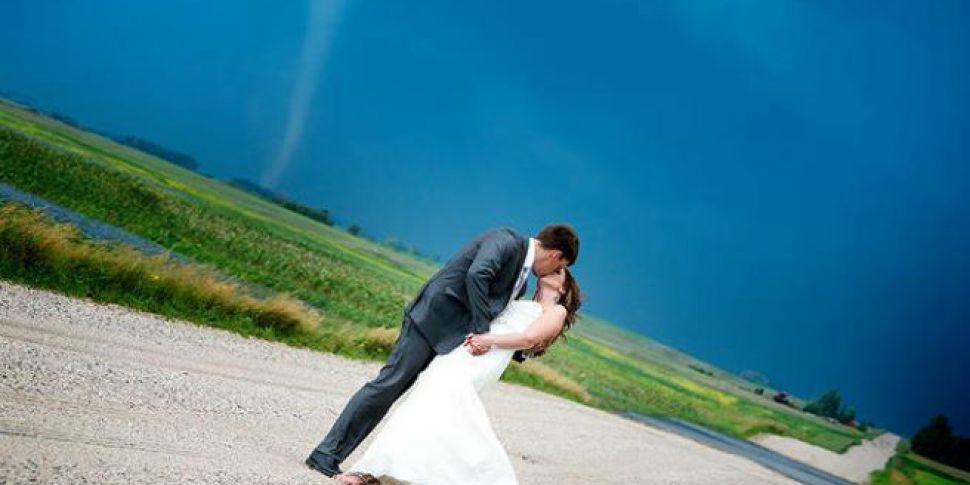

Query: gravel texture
left=752, top=432, right=899, bottom=483
left=0, top=281, right=796, bottom=484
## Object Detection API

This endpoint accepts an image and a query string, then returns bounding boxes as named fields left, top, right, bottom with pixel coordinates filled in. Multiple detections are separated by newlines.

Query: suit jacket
left=405, top=227, right=529, bottom=356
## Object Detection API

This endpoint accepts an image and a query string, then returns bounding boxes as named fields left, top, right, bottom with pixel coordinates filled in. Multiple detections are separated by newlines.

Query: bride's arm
left=466, top=305, right=567, bottom=352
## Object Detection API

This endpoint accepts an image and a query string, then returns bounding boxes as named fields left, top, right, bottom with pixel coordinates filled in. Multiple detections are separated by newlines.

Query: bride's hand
left=464, top=333, right=492, bottom=356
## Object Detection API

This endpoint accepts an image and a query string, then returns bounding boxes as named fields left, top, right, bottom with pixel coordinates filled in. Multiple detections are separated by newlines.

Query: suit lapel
left=490, top=231, right=529, bottom=315
left=512, top=235, right=528, bottom=277
left=507, top=234, right=528, bottom=300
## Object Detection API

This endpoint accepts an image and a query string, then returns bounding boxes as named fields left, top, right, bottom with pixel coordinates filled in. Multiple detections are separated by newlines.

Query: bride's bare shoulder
left=542, top=304, right=567, bottom=319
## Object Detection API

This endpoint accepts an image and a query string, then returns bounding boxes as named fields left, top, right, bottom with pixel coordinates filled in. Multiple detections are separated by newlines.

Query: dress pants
left=311, top=315, right=437, bottom=467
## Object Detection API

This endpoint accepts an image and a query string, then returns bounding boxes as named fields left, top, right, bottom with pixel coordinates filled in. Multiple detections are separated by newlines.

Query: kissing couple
left=305, top=223, right=582, bottom=484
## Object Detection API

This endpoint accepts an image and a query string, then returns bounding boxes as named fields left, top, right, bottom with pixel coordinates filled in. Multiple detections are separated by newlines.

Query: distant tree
left=113, top=135, right=199, bottom=171
left=226, top=178, right=333, bottom=226
left=913, top=415, right=953, bottom=458
left=49, top=112, right=81, bottom=128
left=688, top=364, right=714, bottom=377
left=839, top=406, right=856, bottom=425
left=348, top=224, right=361, bottom=236
left=803, top=389, right=857, bottom=424
left=804, top=389, right=842, bottom=418
left=227, top=178, right=276, bottom=199
left=911, top=414, right=970, bottom=471
left=378, top=236, right=439, bottom=262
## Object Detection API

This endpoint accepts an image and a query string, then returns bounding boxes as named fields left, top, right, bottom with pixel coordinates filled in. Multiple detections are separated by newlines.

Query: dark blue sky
left=3, top=1, right=968, bottom=437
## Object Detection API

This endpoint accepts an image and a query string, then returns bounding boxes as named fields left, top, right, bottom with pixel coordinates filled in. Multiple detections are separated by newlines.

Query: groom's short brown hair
left=537, top=223, right=580, bottom=265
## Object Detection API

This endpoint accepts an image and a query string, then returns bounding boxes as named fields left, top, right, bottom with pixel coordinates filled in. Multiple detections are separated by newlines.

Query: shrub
left=0, top=202, right=320, bottom=334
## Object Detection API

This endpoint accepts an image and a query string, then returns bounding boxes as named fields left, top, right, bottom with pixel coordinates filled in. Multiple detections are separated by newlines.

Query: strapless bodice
left=489, top=300, right=543, bottom=334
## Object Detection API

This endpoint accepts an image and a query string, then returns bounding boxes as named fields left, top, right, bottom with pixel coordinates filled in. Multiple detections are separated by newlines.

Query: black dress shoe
left=305, top=451, right=342, bottom=477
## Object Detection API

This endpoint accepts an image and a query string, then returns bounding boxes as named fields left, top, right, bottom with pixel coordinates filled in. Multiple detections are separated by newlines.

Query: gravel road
left=752, top=432, right=899, bottom=483
left=0, top=281, right=796, bottom=484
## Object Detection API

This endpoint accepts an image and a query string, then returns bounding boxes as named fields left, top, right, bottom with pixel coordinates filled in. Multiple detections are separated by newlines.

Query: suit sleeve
left=465, top=232, right=514, bottom=333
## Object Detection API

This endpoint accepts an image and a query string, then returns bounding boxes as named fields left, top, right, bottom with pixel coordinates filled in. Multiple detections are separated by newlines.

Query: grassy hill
left=0, top=97, right=874, bottom=453
left=871, top=440, right=970, bottom=485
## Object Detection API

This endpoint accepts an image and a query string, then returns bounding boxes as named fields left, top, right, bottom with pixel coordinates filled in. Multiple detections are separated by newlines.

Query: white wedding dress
left=347, top=300, right=544, bottom=485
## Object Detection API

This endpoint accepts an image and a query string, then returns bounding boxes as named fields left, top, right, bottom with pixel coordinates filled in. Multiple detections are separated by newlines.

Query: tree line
left=911, top=414, right=970, bottom=472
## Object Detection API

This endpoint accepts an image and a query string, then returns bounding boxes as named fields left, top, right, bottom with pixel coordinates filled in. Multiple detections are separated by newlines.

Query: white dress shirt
left=510, top=237, right=536, bottom=304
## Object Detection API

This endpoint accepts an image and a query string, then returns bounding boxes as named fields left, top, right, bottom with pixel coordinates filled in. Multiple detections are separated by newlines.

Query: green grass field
left=870, top=440, right=970, bottom=485
left=0, top=97, right=876, bottom=453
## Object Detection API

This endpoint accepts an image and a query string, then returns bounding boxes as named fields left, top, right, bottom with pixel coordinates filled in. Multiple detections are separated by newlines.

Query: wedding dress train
left=346, top=300, right=544, bottom=485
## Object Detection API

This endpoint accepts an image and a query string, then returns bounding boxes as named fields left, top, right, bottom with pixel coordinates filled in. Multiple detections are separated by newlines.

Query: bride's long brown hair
left=528, top=268, right=583, bottom=358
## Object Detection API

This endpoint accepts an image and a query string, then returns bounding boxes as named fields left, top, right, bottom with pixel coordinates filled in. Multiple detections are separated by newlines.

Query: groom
left=306, top=223, right=580, bottom=480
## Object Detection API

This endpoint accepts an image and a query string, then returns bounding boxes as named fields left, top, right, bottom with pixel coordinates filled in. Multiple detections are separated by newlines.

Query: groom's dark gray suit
left=405, top=227, right=530, bottom=353
left=308, top=227, right=530, bottom=475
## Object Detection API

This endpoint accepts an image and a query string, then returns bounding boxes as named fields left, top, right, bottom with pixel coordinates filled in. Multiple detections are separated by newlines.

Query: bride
left=333, top=267, right=582, bottom=485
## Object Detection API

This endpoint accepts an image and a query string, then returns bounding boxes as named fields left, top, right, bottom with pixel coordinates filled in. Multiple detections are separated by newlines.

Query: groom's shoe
left=305, top=450, right=342, bottom=477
